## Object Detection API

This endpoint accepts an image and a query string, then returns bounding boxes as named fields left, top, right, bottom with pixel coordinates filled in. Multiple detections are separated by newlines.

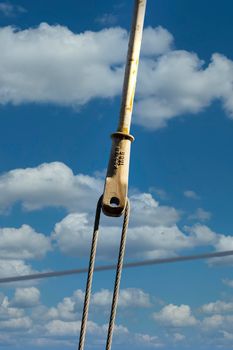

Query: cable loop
left=77, top=197, right=130, bottom=350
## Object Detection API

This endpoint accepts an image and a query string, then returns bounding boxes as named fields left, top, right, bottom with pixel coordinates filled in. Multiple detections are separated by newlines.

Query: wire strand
left=0, top=249, right=232, bottom=284
left=78, top=195, right=102, bottom=350
left=105, top=199, right=130, bottom=350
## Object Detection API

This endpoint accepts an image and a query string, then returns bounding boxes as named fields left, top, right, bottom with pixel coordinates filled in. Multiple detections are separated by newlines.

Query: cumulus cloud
left=141, top=26, right=173, bottom=56
left=0, top=259, right=35, bottom=279
left=10, top=287, right=40, bottom=308
left=1, top=23, right=233, bottom=129
left=152, top=304, right=197, bottom=327
left=214, top=234, right=233, bottom=252
left=136, top=51, right=233, bottom=128
left=0, top=259, right=40, bottom=289
left=1, top=162, right=232, bottom=265
left=91, top=288, right=151, bottom=308
left=52, top=191, right=233, bottom=261
left=201, top=314, right=233, bottom=333
left=202, top=314, right=224, bottom=330
left=45, top=319, right=81, bottom=336
left=0, top=225, right=51, bottom=259
left=53, top=211, right=191, bottom=260
left=45, top=288, right=151, bottom=322
left=201, top=300, right=233, bottom=314
left=135, top=333, right=163, bottom=348
left=0, top=162, right=102, bottom=213
left=45, top=319, right=128, bottom=337
left=130, top=193, right=180, bottom=227
left=0, top=24, right=125, bottom=105
left=0, top=24, right=172, bottom=108
left=0, top=316, right=32, bottom=330
left=0, top=296, right=24, bottom=320
left=185, top=224, right=217, bottom=246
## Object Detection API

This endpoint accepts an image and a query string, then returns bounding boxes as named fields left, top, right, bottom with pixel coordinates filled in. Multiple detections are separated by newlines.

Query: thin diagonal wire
left=105, top=199, right=130, bottom=350
left=78, top=195, right=102, bottom=350
left=0, top=250, right=233, bottom=284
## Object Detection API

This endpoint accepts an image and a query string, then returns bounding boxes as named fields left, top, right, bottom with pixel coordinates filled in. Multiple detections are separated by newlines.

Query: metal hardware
left=102, top=0, right=147, bottom=217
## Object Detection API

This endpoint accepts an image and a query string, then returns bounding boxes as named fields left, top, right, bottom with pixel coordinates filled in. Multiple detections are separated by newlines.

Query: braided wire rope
left=77, top=197, right=130, bottom=350
left=105, top=199, right=130, bottom=350
left=78, top=195, right=102, bottom=350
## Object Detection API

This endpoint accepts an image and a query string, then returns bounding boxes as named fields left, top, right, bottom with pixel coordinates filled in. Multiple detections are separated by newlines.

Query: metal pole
left=102, top=0, right=147, bottom=217
left=118, top=0, right=147, bottom=134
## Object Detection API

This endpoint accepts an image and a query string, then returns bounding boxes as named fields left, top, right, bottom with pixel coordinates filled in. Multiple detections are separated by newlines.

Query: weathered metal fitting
left=102, top=133, right=134, bottom=217
left=111, top=132, right=135, bottom=143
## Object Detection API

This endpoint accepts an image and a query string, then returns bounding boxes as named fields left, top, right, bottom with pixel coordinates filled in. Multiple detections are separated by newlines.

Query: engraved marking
left=113, top=146, right=125, bottom=173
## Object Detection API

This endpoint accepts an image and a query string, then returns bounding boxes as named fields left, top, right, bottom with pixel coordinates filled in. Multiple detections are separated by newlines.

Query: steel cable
left=78, top=195, right=102, bottom=350
left=105, top=199, right=130, bottom=350
left=0, top=250, right=233, bottom=284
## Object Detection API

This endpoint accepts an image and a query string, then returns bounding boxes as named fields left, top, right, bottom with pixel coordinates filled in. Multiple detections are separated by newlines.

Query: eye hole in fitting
left=110, top=197, right=120, bottom=207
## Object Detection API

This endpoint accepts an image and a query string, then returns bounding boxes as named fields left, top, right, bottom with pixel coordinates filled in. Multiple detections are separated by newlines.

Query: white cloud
left=0, top=162, right=102, bottom=212
left=45, top=319, right=81, bottom=336
left=188, top=208, right=212, bottom=222
left=201, top=300, right=233, bottom=314
left=1, top=162, right=232, bottom=266
left=0, top=316, right=32, bottom=330
left=130, top=193, right=180, bottom=227
left=45, top=288, right=151, bottom=322
left=149, top=187, right=169, bottom=201
left=135, top=51, right=233, bottom=129
left=0, top=161, right=179, bottom=225
left=95, top=13, right=118, bottom=26
left=184, top=190, right=200, bottom=200
left=91, top=288, right=151, bottom=308
left=0, top=225, right=51, bottom=259
left=52, top=194, right=233, bottom=261
left=45, top=319, right=128, bottom=338
left=0, top=296, right=24, bottom=320
left=173, top=333, right=185, bottom=342
left=0, top=24, right=173, bottom=109
left=202, top=314, right=233, bottom=332
left=53, top=211, right=191, bottom=260
left=215, top=234, right=233, bottom=251
left=221, top=330, right=233, bottom=341
left=152, top=304, right=197, bottom=327
left=10, top=287, right=40, bottom=308
left=0, top=259, right=35, bottom=279
left=32, top=338, right=74, bottom=347
left=0, top=259, right=39, bottom=288
left=135, top=333, right=163, bottom=348
left=3, top=24, right=233, bottom=130
left=202, top=314, right=224, bottom=330
left=185, top=224, right=217, bottom=246
left=0, top=2, right=26, bottom=17
left=0, top=24, right=125, bottom=105
left=141, top=26, right=173, bottom=56
left=45, top=296, right=78, bottom=322
left=222, top=279, right=233, bottom=288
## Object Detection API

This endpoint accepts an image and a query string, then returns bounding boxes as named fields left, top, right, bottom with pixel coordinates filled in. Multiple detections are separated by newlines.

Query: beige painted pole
left=102, top=0, right=147, bottom=217
left=118, top=0, right=147, bottom=134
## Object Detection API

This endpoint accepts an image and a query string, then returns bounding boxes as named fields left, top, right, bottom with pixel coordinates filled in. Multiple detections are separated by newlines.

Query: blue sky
left=0, top=0, right=233, bottom=349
